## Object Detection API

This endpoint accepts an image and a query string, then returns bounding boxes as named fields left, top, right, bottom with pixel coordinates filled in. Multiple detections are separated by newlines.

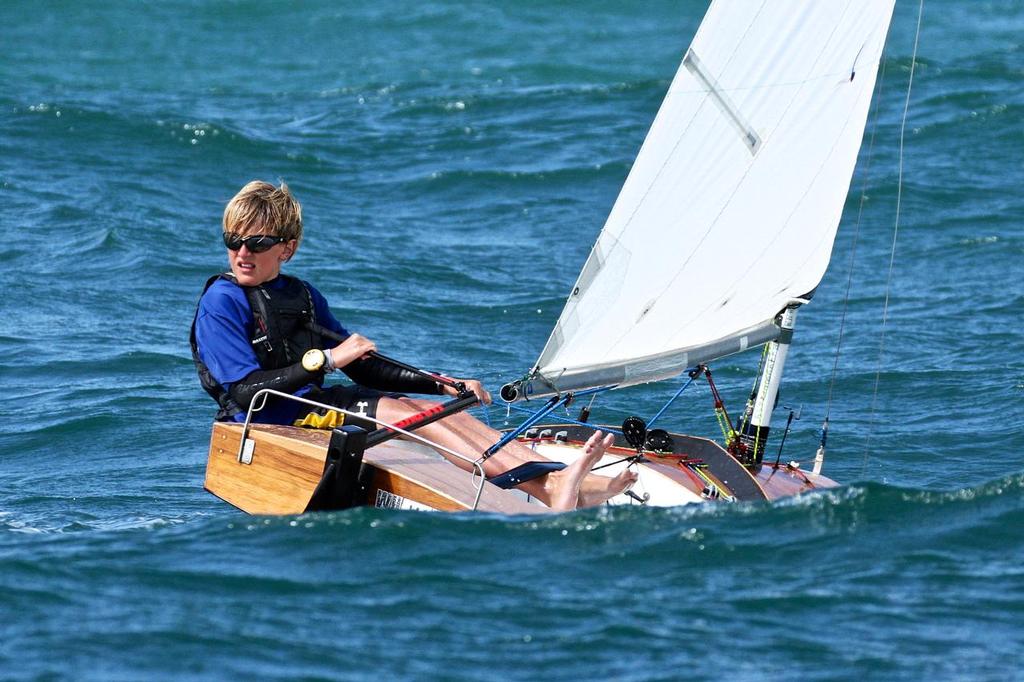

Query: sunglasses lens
left=223, top=233, right=282, bottom=252
left=247, top=236, right=275, bottom=253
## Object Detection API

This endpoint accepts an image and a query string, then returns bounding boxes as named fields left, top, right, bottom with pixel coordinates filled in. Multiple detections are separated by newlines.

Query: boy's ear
left=280, top=239, right=297, bottom=261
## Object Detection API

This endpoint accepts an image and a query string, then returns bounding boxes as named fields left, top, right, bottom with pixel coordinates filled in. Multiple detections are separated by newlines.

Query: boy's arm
left=340, top=356, right=446, bottom=395
left=227, top=364, right=323, bottom=409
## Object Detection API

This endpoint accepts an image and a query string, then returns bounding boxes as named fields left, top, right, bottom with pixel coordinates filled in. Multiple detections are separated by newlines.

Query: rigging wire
left=862, top=0, right=925, bottom=474
left=815, top=12, right=893, bottom=473
left=823, top=45, right=889, bottom=421
left=504, top=402, right=624, bottom=436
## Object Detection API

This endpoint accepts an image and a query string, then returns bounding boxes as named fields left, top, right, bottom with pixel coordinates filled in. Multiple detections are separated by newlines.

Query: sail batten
left=683, top=49, right=763, bottom=154
left=516, top=0, right=896, bottom=400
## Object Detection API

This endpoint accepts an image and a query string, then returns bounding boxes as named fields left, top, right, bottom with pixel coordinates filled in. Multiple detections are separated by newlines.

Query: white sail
left=514, top=0, right=896, bottom=399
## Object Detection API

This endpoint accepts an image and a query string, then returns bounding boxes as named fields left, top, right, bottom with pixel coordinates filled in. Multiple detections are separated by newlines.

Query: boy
left=191, top=180, right=636, bottom=510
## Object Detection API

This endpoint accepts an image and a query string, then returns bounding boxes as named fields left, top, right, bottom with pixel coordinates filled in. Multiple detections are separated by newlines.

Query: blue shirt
left=194, top=275, right=349, bottom=423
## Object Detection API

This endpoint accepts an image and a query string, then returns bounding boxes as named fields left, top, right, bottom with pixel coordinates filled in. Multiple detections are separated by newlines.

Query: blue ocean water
left=2, top=1, right=1023, bottom=679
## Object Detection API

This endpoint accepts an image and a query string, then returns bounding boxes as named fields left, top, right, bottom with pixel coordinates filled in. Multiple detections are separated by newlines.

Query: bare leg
left=374, top=397, right=636, bottom=510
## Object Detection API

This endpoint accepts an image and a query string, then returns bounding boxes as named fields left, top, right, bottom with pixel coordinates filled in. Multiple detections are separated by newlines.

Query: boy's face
left=225, top=230, right=296, bottom=286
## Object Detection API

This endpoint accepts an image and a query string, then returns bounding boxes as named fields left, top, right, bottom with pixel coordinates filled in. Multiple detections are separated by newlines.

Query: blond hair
left=222, top=180, right=303, bottom=248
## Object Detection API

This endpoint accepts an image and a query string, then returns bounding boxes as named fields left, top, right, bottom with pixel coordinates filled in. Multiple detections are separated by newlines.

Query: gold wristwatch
left=302, top=348, right=327, bottom=372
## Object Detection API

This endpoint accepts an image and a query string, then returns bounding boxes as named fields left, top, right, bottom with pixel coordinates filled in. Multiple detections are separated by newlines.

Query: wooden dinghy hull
left=204, top=420, right=836, bottom=516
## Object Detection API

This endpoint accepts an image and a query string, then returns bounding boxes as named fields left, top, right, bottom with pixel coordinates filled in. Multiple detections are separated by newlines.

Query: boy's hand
left=442, top=378, right=491, bottom=405
left=328, top=334, right=376, bottom=369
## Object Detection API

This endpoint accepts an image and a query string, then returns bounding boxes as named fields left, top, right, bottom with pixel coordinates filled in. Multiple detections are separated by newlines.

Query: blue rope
left=482, top=395, right=563, bottom=458
left=483, top=386, right=613, bottom=458
left=646, top=373, right=696, bottom=429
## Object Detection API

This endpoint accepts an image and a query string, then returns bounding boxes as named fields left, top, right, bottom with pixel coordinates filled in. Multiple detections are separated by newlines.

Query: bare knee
left=376, top=396, right=438, bottom=423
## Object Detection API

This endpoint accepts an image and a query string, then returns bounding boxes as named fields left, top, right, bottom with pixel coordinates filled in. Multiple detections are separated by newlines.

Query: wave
left=2, top=468, right=1021, bottom=681
left=10, top=473, right=1020, bottom=546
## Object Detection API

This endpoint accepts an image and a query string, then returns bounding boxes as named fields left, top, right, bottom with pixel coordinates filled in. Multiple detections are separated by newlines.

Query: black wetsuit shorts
left=297, top=385, right=404, bottom=431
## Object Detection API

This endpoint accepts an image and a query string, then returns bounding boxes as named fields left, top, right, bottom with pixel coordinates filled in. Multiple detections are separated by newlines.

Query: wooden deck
left=205, top=422, right=541, bottom=515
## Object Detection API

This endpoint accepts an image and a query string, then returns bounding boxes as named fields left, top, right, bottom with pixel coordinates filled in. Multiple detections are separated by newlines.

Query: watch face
left=302, top=348, right=324, bottom=372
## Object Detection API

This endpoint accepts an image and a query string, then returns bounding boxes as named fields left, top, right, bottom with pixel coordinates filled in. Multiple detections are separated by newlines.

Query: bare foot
left=575, top=431, right=638, bottom=507
left=547, top=431, right=610, bottom=510
left=547, top=431, right=631, bottom=511
left=577, top=466, right=638, bottom=508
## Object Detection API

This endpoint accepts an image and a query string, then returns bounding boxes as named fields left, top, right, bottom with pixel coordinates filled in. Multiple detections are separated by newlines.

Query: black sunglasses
left=223, top=232, right=287, bottom=253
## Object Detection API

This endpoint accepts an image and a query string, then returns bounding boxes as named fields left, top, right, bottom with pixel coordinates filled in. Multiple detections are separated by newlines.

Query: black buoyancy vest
left=245, top=274, right=322, bottom=370
left=190, top=273, right=327, bottom=420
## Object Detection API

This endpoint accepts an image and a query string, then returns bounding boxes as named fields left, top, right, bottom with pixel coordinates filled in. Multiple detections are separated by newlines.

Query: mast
left=737, top=305, right=799, bottom=464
